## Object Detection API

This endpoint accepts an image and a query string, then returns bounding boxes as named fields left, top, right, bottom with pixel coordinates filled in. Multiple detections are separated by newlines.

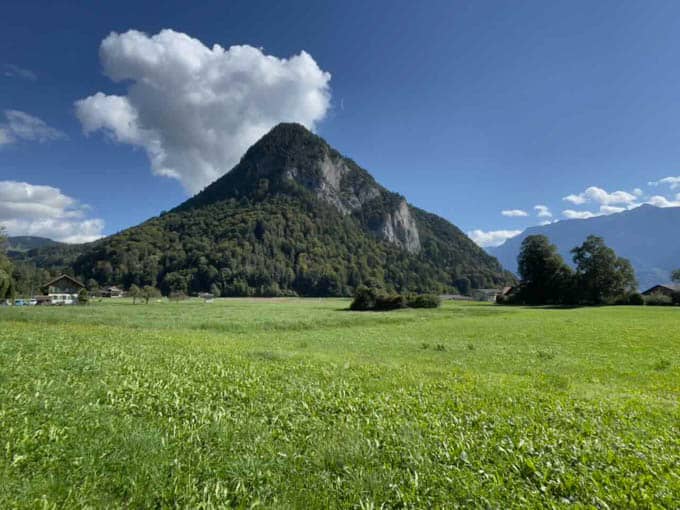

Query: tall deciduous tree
left=571, top=235, right=637, bottom=304
left=128, top=284, right=141, bottom=304
left=517, top=235, right=573, bottom=305
left=0, top=227, right=16, bottom=300
left=141, top=285, right=161, bottom=304
left=672, top=269, right=680, bottom=283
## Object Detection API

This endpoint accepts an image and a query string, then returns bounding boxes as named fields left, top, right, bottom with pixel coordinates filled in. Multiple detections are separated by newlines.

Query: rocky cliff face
left=245, top=126, right=422, bottom=253
left=369, top=199, right=421, bottom=253
left=285, top=149, right=421, bottom=252
left=284, top=151, right=381, bottom=215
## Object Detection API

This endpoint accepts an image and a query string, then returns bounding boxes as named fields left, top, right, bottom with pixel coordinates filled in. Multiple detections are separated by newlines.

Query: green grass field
left=1, top=299, right=678, bottom=508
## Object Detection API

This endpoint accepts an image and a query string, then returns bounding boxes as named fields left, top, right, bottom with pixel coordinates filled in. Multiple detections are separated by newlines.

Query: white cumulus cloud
left=0, top=110, right=66, bottom=146
left=562, top=193, right=587, bottom=205
left=75, top=29, right=332, bottom=194
left=501, top=209, right=528, bottom=217
left=534, top=204, right=552, bottom=218
left=646, top=195, right=680, bottom=208
left=468, top=229, right=522, bottom=248
left=563, top=186, right=637, bottom=206
left=0, top=181, right=104, bottom=243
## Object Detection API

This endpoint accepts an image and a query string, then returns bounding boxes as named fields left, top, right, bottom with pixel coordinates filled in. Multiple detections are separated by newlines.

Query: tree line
left=499, top=234, right=640, bottom=305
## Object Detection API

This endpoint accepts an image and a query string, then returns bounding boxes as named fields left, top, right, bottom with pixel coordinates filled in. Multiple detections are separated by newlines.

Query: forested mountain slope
left=21, top=124, right=514, bottom=296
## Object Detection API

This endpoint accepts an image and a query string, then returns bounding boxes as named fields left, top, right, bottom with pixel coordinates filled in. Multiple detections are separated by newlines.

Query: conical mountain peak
left=22, top=121, right=514, bottom=296
left=176, top=123, right=379, bottom=214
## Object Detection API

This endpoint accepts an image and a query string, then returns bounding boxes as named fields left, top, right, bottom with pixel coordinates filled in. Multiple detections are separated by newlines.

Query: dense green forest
left=9, top=123, right=515, bottom=297
left=19, top=195, right=511, bottom=297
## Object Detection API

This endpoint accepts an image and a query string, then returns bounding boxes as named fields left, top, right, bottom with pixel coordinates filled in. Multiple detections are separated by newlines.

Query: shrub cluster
left=406, top=293, right=441, bottom=308
left=350, top=286, right=441, bottom=311
left=643, top=292, right=680, bottom=306
left=77, top=288, right=89, bottom=305
left=611, top=292, right=644, bottom=305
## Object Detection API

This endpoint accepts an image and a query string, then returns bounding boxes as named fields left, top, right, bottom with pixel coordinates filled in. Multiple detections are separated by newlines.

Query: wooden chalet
left=42, top=274, right=85, bottom=305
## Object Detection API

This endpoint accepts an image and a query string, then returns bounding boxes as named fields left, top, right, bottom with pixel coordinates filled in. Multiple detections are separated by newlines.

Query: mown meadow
left=0, top=299, right=678, bottom=508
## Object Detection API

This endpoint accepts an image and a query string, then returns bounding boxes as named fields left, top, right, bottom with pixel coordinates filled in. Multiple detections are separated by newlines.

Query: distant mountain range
left=488, top=204, right=680, bottom=290
left=7, top=236, right=62, bottom=254
left=11, top=123, right=514, bottom=296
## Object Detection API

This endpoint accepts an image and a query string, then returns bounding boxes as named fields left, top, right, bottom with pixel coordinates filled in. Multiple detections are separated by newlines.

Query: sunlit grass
left=0, top=299, right=678, bottom=508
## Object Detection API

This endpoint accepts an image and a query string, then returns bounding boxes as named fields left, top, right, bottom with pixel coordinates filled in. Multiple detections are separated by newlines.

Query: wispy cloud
left=599, top=205, right=626, bottom=214
left=501, top=209, right=528, bottom=217
left=648, top=176, right=680, bottom=190
left=0, top=110, right=66, bottom=146
left=3, top=64, right=37, bottom=81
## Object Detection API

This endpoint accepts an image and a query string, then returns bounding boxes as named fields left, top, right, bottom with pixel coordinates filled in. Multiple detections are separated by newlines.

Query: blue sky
left=2, top=0, right=680, bottom=245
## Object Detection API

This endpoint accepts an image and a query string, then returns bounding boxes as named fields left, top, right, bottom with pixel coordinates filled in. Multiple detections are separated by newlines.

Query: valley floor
left=0, top=299, right=678, bottom=508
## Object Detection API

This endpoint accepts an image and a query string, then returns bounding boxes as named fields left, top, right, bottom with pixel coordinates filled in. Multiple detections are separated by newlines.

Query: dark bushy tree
left=454, top=277, right=471, bottom=295
left=350, top=286, right=377, bottom=311
left=516, top=235, right=573, bottom=305
left=571, top=236, right=637, bottom=304
left=161, top=272, right=188, bottom=296
left=628, top=292, right=644, bottom=306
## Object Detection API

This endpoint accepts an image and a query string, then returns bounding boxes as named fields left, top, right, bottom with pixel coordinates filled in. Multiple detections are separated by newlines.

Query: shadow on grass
left=520, top=305, right=588, bottom=310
